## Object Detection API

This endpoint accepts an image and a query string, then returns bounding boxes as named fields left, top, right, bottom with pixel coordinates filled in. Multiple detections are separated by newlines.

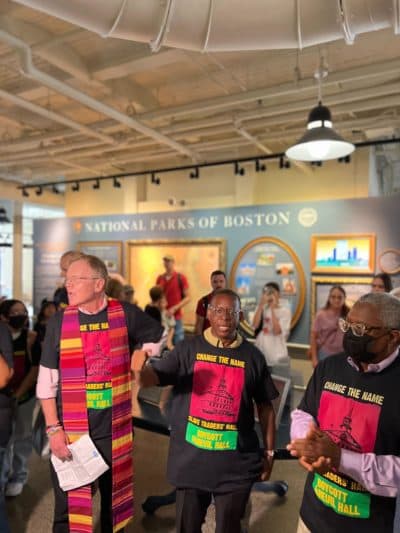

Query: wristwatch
left=264, top=449, right=275, bottom=458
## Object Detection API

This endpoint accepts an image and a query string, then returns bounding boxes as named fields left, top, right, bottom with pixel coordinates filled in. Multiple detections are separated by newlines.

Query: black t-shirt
left=41, top=301, right=163, bottom=440
left=298, top=352, right=400, bottom=533
left=144, top=305, right=162, bottom=323
left=150, top=335, right=278, bottom=492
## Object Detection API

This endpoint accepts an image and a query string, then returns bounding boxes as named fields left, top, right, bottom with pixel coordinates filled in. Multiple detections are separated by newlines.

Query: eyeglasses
left=209, top=305, right=240, bottom=318
left=65, top=276, right=100, bottom=285
left=338, top=317, right=385, bottom=337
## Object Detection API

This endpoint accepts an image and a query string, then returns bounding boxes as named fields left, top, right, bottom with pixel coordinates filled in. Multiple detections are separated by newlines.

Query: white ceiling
left=0, top=0, right=400, bottom=187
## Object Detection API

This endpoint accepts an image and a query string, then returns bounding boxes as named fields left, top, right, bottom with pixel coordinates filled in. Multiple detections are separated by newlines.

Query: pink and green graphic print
left=186, top=354, right=245, bottom=451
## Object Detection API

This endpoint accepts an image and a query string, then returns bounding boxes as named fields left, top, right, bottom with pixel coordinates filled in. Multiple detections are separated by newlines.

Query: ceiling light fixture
left=92, top=179, right=100, bottom=190
left=71, top=181, right=80, bottom=191
left=285, top=65, right=355, bottom=162
left=52, top=185, right=60, bottom=194
left=189, top=167, right=199, bottom=179
left=22, top=188, right=29, bottom=198
left=255, top=159, right=266, bottom=172
left=35, top=186, right=43, bottom=196
left=113, top=177, right=121, bottom=188
left=151, top=172, right=160, bottom=185
left=234, top=161, right=245, bottom=176
left=279, top=156, right=291, bottom=169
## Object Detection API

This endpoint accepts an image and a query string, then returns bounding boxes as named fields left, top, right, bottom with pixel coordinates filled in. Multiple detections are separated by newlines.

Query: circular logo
left=298, top=207, right=318, bottom=227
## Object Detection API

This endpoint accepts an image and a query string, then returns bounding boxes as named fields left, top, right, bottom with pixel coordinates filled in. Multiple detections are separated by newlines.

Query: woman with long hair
left=309, top=285, right=349, bottom=368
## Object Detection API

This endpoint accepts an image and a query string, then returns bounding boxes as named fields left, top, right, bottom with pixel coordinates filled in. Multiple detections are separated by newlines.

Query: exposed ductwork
left=13, top=0, right=400, bottom=52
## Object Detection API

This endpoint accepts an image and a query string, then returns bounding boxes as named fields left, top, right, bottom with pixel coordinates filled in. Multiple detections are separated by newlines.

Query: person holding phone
left=252, top=282, right=291, bottom=377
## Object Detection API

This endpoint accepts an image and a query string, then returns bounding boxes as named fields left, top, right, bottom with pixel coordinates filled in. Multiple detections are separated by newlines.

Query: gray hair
left=357, top=292, right=400, bottom=329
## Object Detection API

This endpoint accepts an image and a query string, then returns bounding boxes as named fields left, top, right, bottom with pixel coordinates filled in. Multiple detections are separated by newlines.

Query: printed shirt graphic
left=186, top=353, right=245, bottom=451
left=80, top=321, right=112, bottom=410
left=314, top=388, right=382, bottom=519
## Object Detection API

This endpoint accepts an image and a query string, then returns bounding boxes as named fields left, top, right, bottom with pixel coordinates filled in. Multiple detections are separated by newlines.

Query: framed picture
left=311, top=276, right=373, bottom=324
left=126, top=239, right=226, bottom=329
left=378, top=248, right=400, bottom=275
left=311, top=233, right=376, bottom=274
left=229, top=237, right=306, bottom=329
left=78, top=241, right=122, bottom=274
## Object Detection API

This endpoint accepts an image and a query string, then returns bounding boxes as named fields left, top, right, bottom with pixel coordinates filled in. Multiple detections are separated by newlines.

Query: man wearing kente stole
left=37, top=254, right=164, bottom=532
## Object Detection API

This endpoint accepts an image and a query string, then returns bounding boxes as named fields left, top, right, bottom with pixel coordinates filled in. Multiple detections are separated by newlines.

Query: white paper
left=51, top=434, right=109, bottom=491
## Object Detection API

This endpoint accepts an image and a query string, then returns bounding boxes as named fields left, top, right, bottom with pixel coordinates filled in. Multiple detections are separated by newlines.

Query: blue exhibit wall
left=33, top=195, right=400, bottom=344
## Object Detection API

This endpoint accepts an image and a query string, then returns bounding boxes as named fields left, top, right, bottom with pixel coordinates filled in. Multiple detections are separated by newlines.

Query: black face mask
left=343, top=329, right=388, bottom=364
left=8, top=315, right=28, bottom=330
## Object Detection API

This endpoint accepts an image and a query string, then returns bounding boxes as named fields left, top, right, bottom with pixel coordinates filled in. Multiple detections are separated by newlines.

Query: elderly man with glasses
left=37, top=254, right=164, bottom=533
left=132, top=288, right=278, bottom=533
left=288, top=292, right=400, bottom=533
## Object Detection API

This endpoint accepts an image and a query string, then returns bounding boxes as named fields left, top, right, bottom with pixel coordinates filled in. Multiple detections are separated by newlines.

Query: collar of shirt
left=203, top=327, right=243, bottom=348
left=346, top=348, right=399, bottom=373
left=78, top=296, right=108, bottom=315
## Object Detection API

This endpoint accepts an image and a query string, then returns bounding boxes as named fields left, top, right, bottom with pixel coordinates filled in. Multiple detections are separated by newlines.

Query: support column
left=12, top=202, right=23, bottom=300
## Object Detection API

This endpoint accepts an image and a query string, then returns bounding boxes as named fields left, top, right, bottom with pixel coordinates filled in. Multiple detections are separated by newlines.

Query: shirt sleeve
left=181, top=273, right=189, bottom=290
left=0, top=323, right=13, bottom=368
left=149, top=344, right=183, bottom=386
left=279, top=307, right=292, bottom=340
left=252, top=347, right=279, bottom=404
left=124, top=303, right=164, bottom=348
left=40, top=312, right=63, bottom=369
left=290, top=408, right=316, bottom=440
left=339, top=449, right=399, bottom=497
left=195, top=298, right=205, bottom=317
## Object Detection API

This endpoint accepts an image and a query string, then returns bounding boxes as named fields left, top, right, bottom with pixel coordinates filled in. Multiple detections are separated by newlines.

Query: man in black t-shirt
left=133, top=289, right=277, bottom=533
left=288, top=292, right=400, bottom=533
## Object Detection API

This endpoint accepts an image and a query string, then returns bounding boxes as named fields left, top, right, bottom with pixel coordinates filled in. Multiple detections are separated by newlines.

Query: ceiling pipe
left=12, top=0, right=399, bottom=52
left=0, top=29, right=197, bottom=159
left=0, top=87, right=115, bottom=145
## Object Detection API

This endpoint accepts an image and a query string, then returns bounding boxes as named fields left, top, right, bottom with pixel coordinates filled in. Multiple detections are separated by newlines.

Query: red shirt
left=156, top=271, right=189, bottom=320
left=195, top=292, right=213, bottom=332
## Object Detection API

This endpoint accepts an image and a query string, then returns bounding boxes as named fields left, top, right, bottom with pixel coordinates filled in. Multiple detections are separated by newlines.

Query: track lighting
left=234, top=161, right=245, bottom=176
left=0, top=207, right=10, bottom=224
left=189, top=167, right=199, bottom=179
left=71, top=182, right=80, bottom=192
left=22, top=188, right=29, bottom=197
left=255, top=159, right=266, bottom=172
left=113, top=177, right=121, bottom=188
left=92, top=179, right=100, bottom=190
left=35, top=186, right=43, bottom=196
left=151, top=173, right=160, bottom=185
left=279, top=156, right=290, bottom=169
left=52, top=185, right=60, bottom=194
left=338, top=155, right=351, bottom=163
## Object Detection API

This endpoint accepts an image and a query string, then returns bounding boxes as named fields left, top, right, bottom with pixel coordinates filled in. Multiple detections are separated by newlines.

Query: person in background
left=53, top=250, right=83, bottom=309
left=309, top=285, right=350, bottom=368
left=156, top=254, right=190, bottom=344
left=34, top=300, right=57, bottom=346
left=194, top=270, right=226, bottom=335
left=145, top=286, right=175, bottom=351
left=121, top=284, right=135, bottom=304
left=37, top=254, right=164, bottom=532
left=371, top=272, right=392, bottom=293
left=288, top=292, right=400, bottom=533
left=252, top=282, right=291, bottom=378
left=105, top=277, right=124, bottom=300
left=0, top=322, right=13, bottom=533
left=132, top=289, right=277, bottom=533
left=0, top=299, right=39, bottom=498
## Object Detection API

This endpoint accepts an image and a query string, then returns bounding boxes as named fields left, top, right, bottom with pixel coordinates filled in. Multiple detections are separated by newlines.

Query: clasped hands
left=287, top=424, right=341, bottom=475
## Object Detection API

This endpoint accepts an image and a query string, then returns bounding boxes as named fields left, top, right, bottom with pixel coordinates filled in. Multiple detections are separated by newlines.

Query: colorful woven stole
left=60, top=299, right=133, bottom=532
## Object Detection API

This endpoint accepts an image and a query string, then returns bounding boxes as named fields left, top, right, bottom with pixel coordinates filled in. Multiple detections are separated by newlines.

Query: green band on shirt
left=185, top=421, right=238, bottom=450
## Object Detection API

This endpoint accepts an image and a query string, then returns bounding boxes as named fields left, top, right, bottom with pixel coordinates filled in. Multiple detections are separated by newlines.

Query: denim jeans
left=394, top=493, right=400, bottom=533
left=0, top=448, right=11, bottom=533
left=173, top=318, right=184, bottom=344
left=1, top=396, right=35, bottom=487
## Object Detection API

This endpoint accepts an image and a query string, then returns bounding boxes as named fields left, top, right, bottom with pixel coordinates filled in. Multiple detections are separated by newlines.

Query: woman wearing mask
left=0, top=299, right=40, bottom=497
left=252, top=282, right=291, bottom=378
left=309, top=285, right=350, bottom=368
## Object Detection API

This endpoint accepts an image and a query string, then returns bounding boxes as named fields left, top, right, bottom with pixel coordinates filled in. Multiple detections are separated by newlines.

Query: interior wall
left=63, top=149, right=370, bottom=217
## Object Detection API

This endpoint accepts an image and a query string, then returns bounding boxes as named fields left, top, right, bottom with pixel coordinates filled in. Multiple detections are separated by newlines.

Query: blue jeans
left=0, top=448, right=10, bottom=533
left=1, top=397, right=35, bottom=487
left=173, top=318, right=184, bottom=344
left=394, top=493, right=400, bottom=533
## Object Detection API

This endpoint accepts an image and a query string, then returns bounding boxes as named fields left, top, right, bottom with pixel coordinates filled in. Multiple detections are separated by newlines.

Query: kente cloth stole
left=60, top=299, right=133, bottom=533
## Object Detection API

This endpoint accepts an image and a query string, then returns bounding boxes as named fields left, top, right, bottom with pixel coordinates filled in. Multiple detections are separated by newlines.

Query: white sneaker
left=5, top=482, right=24, bottom=497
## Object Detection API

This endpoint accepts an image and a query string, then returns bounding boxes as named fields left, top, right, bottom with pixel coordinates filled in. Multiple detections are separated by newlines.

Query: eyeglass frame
left=65, top=276, right=101, bottom=285
left=338, top=317, right=391, bottom=338
left=208, top=305, right=240, bottom=318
